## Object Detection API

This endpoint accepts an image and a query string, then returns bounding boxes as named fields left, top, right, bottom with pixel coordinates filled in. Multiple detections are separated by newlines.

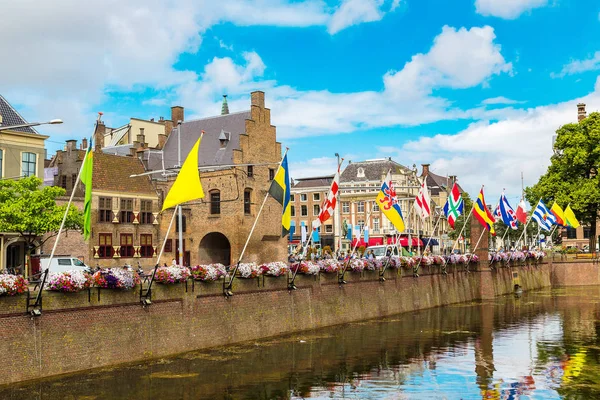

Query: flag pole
left=31, top=139, right=92, bottom=314
left=381, top=207, right=412, bottom=280
left=413, top=212, right=443, bottom=277
left=508, top=198, right=540, bottom=264
left=339, top=204, right=374, bottom=284
left=225, top=148, right=289, bottom=295
left=441, top=205, right=474, bottom=274
left=466, top=229, right=486, bottom=271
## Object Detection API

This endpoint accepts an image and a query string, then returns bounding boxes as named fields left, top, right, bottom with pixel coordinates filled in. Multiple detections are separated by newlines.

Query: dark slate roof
left=93, top=152, right=155, bottom=195
left=0, top=95, right=37, bottom=134
left=293, top=175, right=334, bottom=189
left=425, top=171, right=464, bottom=196
left=340, top=159, right=412, bottom=183
left=159, top=110, right=250, bottom=170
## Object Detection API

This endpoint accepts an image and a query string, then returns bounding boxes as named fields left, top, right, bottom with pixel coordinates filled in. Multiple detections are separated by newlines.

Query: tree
left=0, top=177, right=83, bottom=267
left=493, top=220, right=540, bottom=250
left=525, top=112, right=600, bottom=251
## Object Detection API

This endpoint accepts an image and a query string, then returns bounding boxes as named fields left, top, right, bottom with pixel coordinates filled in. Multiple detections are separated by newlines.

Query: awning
left=386, top=237, right=423, bottom=246
left=421, top=238, right=440, bottom=246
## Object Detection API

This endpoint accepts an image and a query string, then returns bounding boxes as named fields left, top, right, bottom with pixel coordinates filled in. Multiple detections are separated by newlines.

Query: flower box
left=45, top=270, right=92, bottom=293
left=317, top=259, right=340, bottom=274
left=191, top=264, right=226, bottom=281
left=290, top=261, right=320, bottom=275
left=155, top=265, right=191, bottom=284
left=347, top=259, right=364, bottom=273
left=260, top=261, right=289, bottom=277
left=93, top=268, right=140, bottom=290
left=236, top=262, right=262, bottom=279
left=0, top=274, right=28, bottom=296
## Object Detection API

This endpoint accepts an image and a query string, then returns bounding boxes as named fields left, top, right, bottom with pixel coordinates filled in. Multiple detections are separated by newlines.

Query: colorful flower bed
left=432, top=255, right=445, bottom=265
left=191, top=264, right=227, bottom=281
left=290, top=261, right=320, bottom=275
left=45, top=270, right=92, bottom=292
left=260, top=261, right=290, bottom=277
left=155, top=265, right=191, bottom=284
left=527, top=250, right=546, bottom=260
left=237, top=262, right=262, bottom=278
left=363, top=259, right=378, bottom=271
left=489, top=252, right=503, bottom=263
left=469, top=254, right=479, bottom=263
left=446, top=254, right=468, bottom=265
left=0, top=274, right=28, bottom=296
left=399, top=256, right=415, bottom=268
left=93, top=268, right=141, bottom=290
left=347, top=259, right=365, bottom=273
left=318, top=259, right=340, bottom=273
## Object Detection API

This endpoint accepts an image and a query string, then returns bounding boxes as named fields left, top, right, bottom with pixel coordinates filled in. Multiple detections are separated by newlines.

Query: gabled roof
left=158, top=110, right=250, bottom=170
left=93, top=152, right=155, bottom=195
left=293, top=175, right=334, bottom=189
left=425, top=170, right=464, bottom=196
left=340, top=159, right=412, bottom=183
left=106, top=124, right=130, bottom=147
left=0, top=95, right=38, bottom=134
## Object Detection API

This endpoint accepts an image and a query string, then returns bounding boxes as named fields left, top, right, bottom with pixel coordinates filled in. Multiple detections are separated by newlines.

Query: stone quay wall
left=0, top=259, right=597, bottom=385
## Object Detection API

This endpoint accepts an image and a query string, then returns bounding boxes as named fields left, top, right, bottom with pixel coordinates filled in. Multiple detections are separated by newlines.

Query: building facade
left=0, top=95, right=48, bottom=273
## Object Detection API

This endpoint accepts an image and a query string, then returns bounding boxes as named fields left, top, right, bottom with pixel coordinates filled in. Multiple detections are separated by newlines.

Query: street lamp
left=0, top=119, right=63, bottom=132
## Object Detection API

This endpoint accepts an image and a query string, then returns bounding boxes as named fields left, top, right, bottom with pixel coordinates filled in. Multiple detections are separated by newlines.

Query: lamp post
left=0, top=119, right=63, bottom=132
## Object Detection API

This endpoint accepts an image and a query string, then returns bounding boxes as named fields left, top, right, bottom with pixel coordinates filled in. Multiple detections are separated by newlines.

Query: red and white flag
left=414, top=178, right=431, bottom=220
left=516, top=199, right=528, bottom=224
left=313, top=163, right=340, bottom=229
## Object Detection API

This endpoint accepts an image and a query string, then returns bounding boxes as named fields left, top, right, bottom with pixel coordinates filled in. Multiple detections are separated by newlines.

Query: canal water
left=2, top=287, right=600, bottom=399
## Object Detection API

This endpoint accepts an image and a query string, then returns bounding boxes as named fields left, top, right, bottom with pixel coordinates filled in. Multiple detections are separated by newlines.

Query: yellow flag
left=162, top=136, right=204, bottom=211
left=564, top=205, right=580, bottom=228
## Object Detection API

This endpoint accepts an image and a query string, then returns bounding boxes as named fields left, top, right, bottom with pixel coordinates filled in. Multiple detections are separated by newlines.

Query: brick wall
left=0, top=259, right=584, bottom=385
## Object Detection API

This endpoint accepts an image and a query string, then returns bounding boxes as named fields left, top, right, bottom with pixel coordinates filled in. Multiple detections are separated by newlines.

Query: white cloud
left=481, top=96, right=526, bottom=105
left=475, top=0, right=548, bottom=19
left=552, top=51, right=600, bottom=78
left=328, top=0, right=385, bottom=34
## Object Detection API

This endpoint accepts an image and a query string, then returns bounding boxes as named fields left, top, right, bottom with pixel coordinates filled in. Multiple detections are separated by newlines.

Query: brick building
left=146, top=91, right=287, bottom=266
left=43, top=135, right=160, bottom=268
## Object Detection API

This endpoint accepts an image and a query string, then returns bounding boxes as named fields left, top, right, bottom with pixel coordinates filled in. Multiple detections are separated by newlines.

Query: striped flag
left=443, top=182, right=463, bottom=229
left=414, top=178, right=431, bottom=220
left=268, top=153, right=292, bottom=237
left=473, top=188, right=496, bottom=236
left=313, top=162, right=340, bottom=228
left=532, top=200, right=556, bottom=231
left=498, top=193, right=518, bottom=230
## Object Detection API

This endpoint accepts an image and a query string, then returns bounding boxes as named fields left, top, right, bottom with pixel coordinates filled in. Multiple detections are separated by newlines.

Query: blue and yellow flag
left=473, top=188, right=496, bottom=236
left=268, top=153, right=291, bottom=237
left=162, top=134, right=205, bottom=211
left=80, top=137, right=93, bottom=240
left=376, top=171, right=405, bottom=232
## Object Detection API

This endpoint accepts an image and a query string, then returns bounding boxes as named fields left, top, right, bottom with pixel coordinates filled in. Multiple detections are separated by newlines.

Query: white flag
left=414, top=178, right=431, bottom=220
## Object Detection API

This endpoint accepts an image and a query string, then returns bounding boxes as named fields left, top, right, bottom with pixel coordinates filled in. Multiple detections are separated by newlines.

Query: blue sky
left=3, top=0, right=600, bottom=200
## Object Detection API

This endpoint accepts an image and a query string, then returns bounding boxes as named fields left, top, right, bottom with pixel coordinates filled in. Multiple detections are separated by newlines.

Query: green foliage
left=448, top=192, right=473, bottom=241
left=322, top=245, right=332, bottom=254
left=357, top=245, right=366, bottom=256
left=0, top=176, right=83, bottom=249
left=525, top=112, right=600, bottom=249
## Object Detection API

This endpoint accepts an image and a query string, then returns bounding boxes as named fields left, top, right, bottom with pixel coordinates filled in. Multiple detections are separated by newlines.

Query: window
left=301, top=205, right=308, bottom=216
left=357, top=167, right=365, bottom=178
left=140, top=200, right=153, bottom=224
left=0, top=149, right=2, bottom=177
left=584, top=227, right=591, bottom=239
left=98, top=197, right=112, bottom=223
left=290, top=194, right=295, bottom=202
left=342, top=202, right=350, bottom=213
left=57, top=259, right=71, bottom=266
left=164, top=239, right=173, bottom=252
left=247, top=165, right=253, bottom=178
left=325, top=225, right=333, bottom=233
left=313, top=204, right=320, bottom=216
left=358, top=219, right=365, bottom=230
left=269, top=168, right=275, bottom=181
left=300, top=194, right=307, bottom=202
left=244, top=189, right=252, bottom=215
left=373, top=203, right=380, bottom=212
left=374, top=218, right=380, bottom=232
left=357, top=201, right=365, bottom=213
left=210, top=190, right=221, bottom=215
left=22, top=152, right=36, bottom=177
left=98, top=234, right=113, bottom=258
left=71, top=174, right=77, bottom=190
left=120, top=198, right=134, bottom=223
left=140, top=234, right=153, bottom=258
left=313, top=193, right=320, bottom=201
left=291, top=206, right=296, bottom=217
left=60, top=175, right=67, bottom=189
left=175, top=215, right=187, bottom=232
left=566, top=227, right=577, bottom=239
left=120, top=234, right=134, bottom=257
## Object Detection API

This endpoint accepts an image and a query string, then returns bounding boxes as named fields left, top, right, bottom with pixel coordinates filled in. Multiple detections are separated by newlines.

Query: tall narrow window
left=291, top=206, right=296, bottom=217
left=98, top=234, right=113, bottom=258
left=71, top=174, right=77, bottom=190
left=21, top=152, right=36, bottom=177
left=269, top=168, right=275, bottom=181
left=98, top=197, right=112, bottom=222
left=120, top=198, right=134, bottom=223
left=61, top=175, right=67, bottom=189
left=120, top=234, right=134, bottom=257
left=244, top=189, right=252, bottom=215
left=210, top=190, right=221, bottom=215
left=313, top=204, right=320, bottom=216
left=342, top=202, right=350, bottom=213
left=140, top=234, right=153, bottom=258
left=357, top=201, right=365, bottom=213
left=301, top=205, right=308, bottom=216
left=373, top=218, right=380, bottom=232
left=140, top=200, right=153, bottom=224
left=247, top=165, right=254, bottom=178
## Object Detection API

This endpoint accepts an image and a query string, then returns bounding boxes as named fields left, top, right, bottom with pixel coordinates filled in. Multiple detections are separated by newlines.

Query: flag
left=376, top=171, right=405, bottom=232
left=312, top=226, right=320, bottom=242
left=354, top=225, right=361, bottom=239
left=289, top=221, right=295, bottom=242
left=443, top=182, right=463, bottom=229
left=80, top=137, right=93, bottom=240
left=268, top=153, right=292, bottom=237
left=532, top=200, right=556, bottom=231
left=346, top=224, right=353, bottom=240
left=493, top=205, right=502, bottom=222
left=364, top=226, right=369, bottom=243
left=564, top=205, right=580, bottom=228
left=516, top=199, right=528, bottom=224
left=162, top=135, right=205, bottom=211
left=414, top=178, right=431, bottom=220
left=314, top=162, right=340, bottom=228
left=498, top=193, right=518, bottom=230
left=301, top=222, right=307, bottom=244
left=550, top=202, right=565, bottom=226
left=473, top=188, right=496, bottom=236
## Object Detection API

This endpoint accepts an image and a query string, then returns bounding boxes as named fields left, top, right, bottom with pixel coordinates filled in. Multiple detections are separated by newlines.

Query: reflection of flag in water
left=562, top=349, right=587, bottom=382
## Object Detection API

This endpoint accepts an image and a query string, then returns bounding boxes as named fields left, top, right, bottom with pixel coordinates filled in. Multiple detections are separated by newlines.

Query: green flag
left=80, top=139, right=93, bottom=240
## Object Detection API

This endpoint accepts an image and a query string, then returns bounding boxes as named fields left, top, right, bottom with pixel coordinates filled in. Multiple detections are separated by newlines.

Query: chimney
left=129, top=147, right=137, bottom=157
left=421, top=163, right=430, bottom=177
left=81, top=137, right=88, bottom=150
left=251, top=91, right=265, bottom=108
left=171, top=106, right=184, bottom=123
left=137, top=127, right=146, bottom=146
left=158, top=133, right=167, bottom=149
left=221, top=94, right=229, bottom=115
left=578, top=103, right=587, bottom=122
left=449, top=175, right=457, bottom=186
left=94, top=112, right=105, bottom=151
left=66, top=139, right=77, bottom=152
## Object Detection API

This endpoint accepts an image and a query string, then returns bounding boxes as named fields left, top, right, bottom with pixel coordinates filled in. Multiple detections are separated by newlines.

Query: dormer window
left=357, top=167, right=365, bottom=178
left=219, top=129, right=230, bottom=148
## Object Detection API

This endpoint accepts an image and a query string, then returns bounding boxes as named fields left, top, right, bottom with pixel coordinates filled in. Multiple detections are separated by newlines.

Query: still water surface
left=3, top=287, right=600, bottom=399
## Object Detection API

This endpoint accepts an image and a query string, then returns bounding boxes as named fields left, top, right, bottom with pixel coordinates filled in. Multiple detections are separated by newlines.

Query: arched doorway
left=199, top=232, right=231, bottom=266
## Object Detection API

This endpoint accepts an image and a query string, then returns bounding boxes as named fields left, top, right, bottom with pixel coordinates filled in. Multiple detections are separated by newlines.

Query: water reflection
left=3, top=287, right=600, bottom=399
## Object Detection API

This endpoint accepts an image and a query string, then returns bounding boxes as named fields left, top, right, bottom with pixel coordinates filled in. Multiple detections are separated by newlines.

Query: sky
left=2, top=0, right=600, bottom=202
